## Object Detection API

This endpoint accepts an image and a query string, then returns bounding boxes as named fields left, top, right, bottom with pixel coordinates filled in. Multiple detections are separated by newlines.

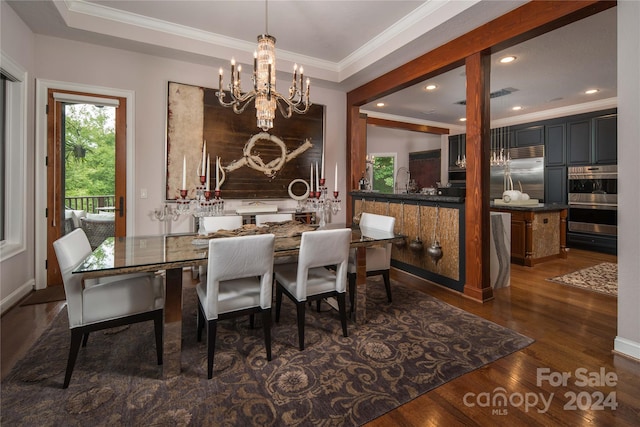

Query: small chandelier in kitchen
left=216, top=0, right=311, bottom=131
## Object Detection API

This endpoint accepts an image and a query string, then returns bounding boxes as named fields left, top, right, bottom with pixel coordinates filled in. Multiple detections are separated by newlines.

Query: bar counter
left=351, top=191, right=466, bottom=292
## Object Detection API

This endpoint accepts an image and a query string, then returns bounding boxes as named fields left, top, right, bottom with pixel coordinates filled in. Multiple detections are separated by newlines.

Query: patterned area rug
left=1, top=280, right=533, bottom=426
left=547, top=262, right=618, bottom=296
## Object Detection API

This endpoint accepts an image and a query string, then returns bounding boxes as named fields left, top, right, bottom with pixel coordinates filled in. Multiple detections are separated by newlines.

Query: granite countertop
left=490, top=202, right=568, bottom=212
left=350, top=191, right=464, bottom=204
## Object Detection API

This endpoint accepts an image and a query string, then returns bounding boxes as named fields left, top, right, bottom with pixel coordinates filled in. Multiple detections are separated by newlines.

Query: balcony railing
left=65, top=195, right=115, bottom=214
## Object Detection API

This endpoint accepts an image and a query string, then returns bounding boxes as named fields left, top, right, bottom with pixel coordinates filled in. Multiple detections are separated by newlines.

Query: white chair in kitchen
left=274, top=228, right=351, bottom=351
left=255, top=213, right=293, bottom=226
left=347, top=212, right=396, bottom=312
left=53, top=228, right=164, bottom=388
left=193, top=215, right=244, bottom=279
left=196, top=233, right=275, bottom=379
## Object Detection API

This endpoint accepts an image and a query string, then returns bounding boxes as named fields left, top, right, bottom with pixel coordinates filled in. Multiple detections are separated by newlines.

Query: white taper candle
left=182, top=155, right=186, bottom=190
left=205, top=154, right=210, bottom=191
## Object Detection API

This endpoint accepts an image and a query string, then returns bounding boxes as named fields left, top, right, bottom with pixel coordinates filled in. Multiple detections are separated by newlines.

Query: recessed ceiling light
left=425, top=84, right=437, bottom=91
left=499, top=56, right=516, bottom=64
left=459, top=118, right=467, bottom=122
left=376, top=102, right=385, bottom=107
left=585, top=89, right=599, bottom=95
left=512, top=106, right=522, bottom=111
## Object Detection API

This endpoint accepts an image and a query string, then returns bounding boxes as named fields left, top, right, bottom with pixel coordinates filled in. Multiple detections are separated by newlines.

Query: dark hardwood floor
left=2, top=248, right=638, bottom=425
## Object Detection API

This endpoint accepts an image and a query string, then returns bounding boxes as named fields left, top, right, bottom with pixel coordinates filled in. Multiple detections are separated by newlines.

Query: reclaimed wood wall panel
left=166, top=81, right=325, bottom=200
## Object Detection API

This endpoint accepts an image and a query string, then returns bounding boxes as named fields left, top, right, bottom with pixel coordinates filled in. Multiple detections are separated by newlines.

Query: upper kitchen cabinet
left=567, top=119, right=592, bottom=165
left=593, top=113, right=617, bottom=164
left=513, top=125, right=544, bottom=147
left=567, top=110, right=617, bottom=165
left=545, top=123, right=566, bottom=166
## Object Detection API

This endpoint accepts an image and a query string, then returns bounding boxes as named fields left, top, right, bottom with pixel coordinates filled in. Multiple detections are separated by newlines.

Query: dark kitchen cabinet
left=566, top=113, right=617, bottom=166
left=593, top=114, right=617, bottom=164
left=545, top=166, right=567, bottom=204
left=567, top=119, right=592, bottom=165
left=514, top=125, right=544, bottom=147
left=545, top=123, right=566, bottom=166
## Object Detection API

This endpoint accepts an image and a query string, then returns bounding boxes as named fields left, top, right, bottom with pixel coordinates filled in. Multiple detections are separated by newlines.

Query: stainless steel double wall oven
left=567, top=165, right=617, bottom=252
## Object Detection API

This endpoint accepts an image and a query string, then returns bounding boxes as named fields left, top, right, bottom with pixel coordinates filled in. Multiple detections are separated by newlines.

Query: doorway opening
left=46, top=89, right=127, bottom=287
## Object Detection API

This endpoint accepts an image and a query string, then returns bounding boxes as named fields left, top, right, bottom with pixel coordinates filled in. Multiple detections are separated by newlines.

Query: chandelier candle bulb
left=335, top=162, right=338, bottom=192
left=230, top=58, right=235, bottom=81
left=316, top=162, right=319, bottom=192
left=182, top=155, right=186, bottom=190
left=310, top=163, right=314, bottom=193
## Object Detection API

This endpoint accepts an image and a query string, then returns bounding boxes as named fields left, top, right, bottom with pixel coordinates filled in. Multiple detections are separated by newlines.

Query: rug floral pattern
left=547, top=262, right=617, bottom=296
left=1, top=280, right=533, bottom=426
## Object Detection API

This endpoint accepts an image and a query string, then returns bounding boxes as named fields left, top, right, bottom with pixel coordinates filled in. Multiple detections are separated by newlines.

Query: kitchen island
left=490, top=203, right=568, bottom=266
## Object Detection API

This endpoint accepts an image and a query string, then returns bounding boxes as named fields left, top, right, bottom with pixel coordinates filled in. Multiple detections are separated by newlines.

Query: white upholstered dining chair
left=196, top=233, right=275, bottom=379
left=53, top=228, right=165, bottom=388
left=347, top=212, right=396, bottom=312
left=193, top=215, right=244, bottom=279
left=274, top=228, right=351, bottom=351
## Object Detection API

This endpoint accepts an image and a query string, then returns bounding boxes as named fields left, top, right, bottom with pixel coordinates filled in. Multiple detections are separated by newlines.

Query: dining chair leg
left=382, top=271, right=392, bottom=302
left=207, top=319, right=217, bottom=379
left=296, top=301, right=306, bottom=350
left=275, top=285, right=283, bottom=323
left=81, top=333, right=90, bottom=347
left=63, top=329, right=84, bottom=388
left=337, top=293, right=348, bottom=338
left=347, top=273, right=356, bottom=313
left=197, top=302, right=205, bottom=342
left=153, top=310, right=163, bottom=365
left=262, top=308, right=272, bottom=361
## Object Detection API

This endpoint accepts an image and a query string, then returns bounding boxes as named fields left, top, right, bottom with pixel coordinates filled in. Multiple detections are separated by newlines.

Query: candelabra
left=306, top=178, right=341, bottom=227
left=156, top=175, right=225, bottom=235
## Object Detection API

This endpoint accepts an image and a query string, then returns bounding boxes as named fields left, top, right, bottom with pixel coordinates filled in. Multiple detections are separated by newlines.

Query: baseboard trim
left=1, top=279, right=35, bottom=315
left=614, top=336, right=640, bottom=362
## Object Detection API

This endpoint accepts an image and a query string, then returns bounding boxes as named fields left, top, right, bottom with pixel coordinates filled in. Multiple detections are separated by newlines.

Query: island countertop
left=490, top=202, right=568, bottom=212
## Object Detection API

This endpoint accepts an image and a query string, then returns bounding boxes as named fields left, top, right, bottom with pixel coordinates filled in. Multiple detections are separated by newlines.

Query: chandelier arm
left=276, top=99, right=294, bottom=119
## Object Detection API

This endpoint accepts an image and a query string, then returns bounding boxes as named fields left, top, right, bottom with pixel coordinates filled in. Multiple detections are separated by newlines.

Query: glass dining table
left=73, top=224, right=403, bottom=377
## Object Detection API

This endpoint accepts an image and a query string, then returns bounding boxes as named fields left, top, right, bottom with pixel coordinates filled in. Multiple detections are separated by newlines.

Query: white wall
left=31, top=35, right=347, bottom=237
left=0, top=2, right=36, bottom=312
left=615, top=0, right=640, bottom=360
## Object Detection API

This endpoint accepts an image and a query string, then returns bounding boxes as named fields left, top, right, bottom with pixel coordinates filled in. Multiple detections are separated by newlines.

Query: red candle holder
left=214, top=189, right=221, bottom=198
left=319, top=178, right=326, bottom=187
left=333, top=191, right=339, bottom=199
left=204, top=190, right=212, bottom=200
left=179, top=189, right=188, bottom=199
left=199, top=175, right=206, bottom=185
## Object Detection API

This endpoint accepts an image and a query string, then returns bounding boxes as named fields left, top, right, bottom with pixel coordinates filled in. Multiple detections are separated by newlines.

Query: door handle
left=119, top=196, right=124, bottom=217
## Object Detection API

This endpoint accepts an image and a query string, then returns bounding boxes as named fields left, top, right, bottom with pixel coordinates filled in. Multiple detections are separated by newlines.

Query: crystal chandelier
left=216, top=0, right=311, bottom=131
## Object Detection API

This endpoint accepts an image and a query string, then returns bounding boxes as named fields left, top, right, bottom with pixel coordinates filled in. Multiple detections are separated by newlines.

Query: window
left=367, top=153, right=396, bottom=193
left=0, top=51, right=27, bottom=261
